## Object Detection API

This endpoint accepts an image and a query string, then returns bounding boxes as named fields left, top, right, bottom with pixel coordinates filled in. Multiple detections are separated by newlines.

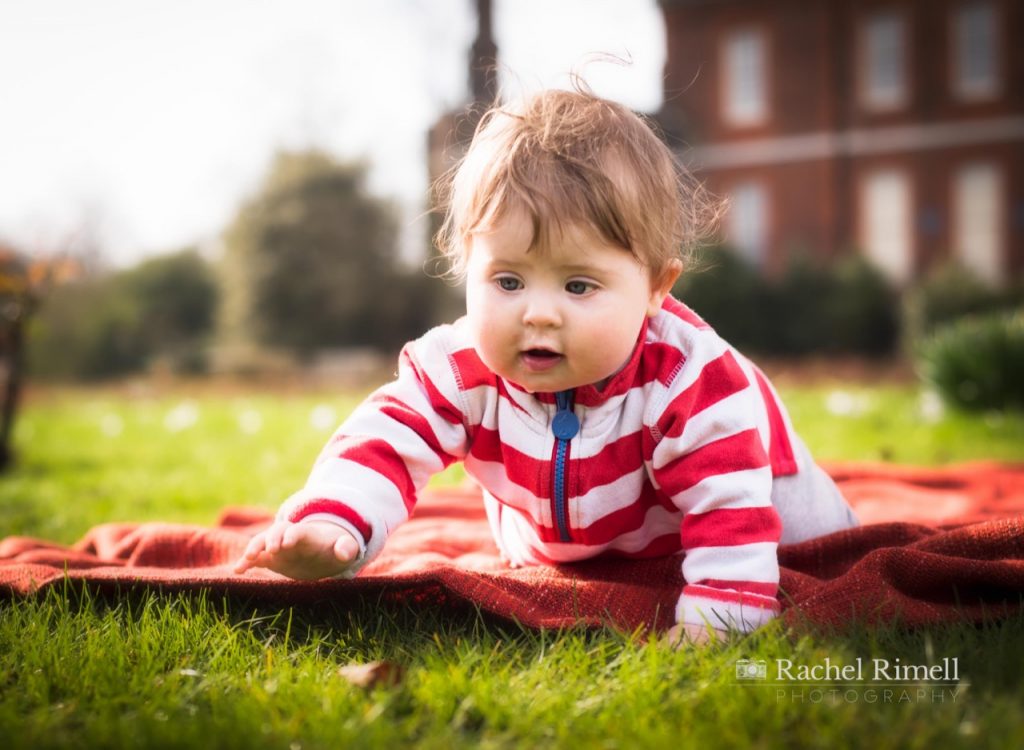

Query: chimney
left=469, top=0, right=498, bottom=105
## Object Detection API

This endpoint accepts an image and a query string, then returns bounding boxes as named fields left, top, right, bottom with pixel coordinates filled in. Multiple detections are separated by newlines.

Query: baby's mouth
left=521, top=348, right=564, bottom=372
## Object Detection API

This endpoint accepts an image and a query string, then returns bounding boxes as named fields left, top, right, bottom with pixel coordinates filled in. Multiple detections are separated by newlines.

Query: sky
left=0, top=0, right=665, bottom=267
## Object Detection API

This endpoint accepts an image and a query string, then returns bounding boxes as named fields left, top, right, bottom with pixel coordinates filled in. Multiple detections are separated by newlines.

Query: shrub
left=820, top=255, right=902, bottom=357
left=674, top=246, right=768, bottom=351
left=917, top=310, right=1024, bottom=412
left=903, top=261, right=1024, bottom=343
left=767, top=255, right=835, bottom=355
left=27, top=276, right=146, bottom=380
left=28, top=249, right=218, bottom=380
left=674, top=248, right=900, bottom=357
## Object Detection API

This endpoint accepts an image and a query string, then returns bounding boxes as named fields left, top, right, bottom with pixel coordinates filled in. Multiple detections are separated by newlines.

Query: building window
left=726, top=182, right=768, bottom=267
left=953, top=2, right=999, bottom=100
left=861, top=170, right=913, bottom=283
left=722, top=29, right=767, bottom=126
left=861, top=12, right=907, bottom=110
left=954, top=163, right=1003, bottom=284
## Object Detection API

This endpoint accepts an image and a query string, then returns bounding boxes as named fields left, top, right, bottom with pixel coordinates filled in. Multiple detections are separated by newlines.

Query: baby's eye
left=565, top=280, right=593, bottom=295
left=496, top=276, right=522, bottom=292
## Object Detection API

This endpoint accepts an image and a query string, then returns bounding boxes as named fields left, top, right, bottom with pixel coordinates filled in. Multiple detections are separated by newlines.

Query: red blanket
left=3, top=462, right=1024, bottom=633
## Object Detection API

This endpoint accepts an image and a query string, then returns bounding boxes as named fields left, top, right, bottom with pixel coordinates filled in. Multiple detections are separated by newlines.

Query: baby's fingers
left=263, top=522, right=288, bottom=554
left=234, top=534, right=267, bottom=573
left=240, top=531, right=269, bottom=559
left=280, top=522, right=307, bottom=550
left=334, top=532, right=360, bottom=563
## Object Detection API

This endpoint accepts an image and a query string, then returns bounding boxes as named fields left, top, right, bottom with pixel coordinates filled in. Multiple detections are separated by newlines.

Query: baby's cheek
left=599, top=318, right=634, bottom=351
left=468, top=314, right=508, bottom=373
left=594, top=316, right=642, bottom=373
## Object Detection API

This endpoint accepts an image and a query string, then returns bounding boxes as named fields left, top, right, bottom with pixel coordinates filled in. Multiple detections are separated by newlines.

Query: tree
left=123, top=249, right=218, bottom=372
left=28, top=248, right=218, bottom=380
left=0, top=246, right=77, bottom=467
left=219, top=151, right=425, bottom=359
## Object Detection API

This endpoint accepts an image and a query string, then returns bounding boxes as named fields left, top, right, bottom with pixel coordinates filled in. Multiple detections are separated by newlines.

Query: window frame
left=952, top=162, right=1004, bottom=285
left=951, top=1, right=1001, bottom=102
left=725, top=180, right=771, bottom=268
left=859, top=168, right=914, bottom=284
left=858, top=10, right=910, bottom=112
left=720, top=26, right=770, bottom=127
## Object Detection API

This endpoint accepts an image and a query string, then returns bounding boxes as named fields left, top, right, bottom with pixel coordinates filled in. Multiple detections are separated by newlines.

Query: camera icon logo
left=735, top=659, right=768, bottom=680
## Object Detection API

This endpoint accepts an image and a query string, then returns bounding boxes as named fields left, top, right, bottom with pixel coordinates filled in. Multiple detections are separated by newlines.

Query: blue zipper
left=551, top=389, right=579, bottom=543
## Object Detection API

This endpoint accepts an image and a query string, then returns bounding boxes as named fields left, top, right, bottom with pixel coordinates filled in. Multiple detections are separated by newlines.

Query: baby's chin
left=504, top=369, right=596, bottom=395
left=491, top=364, right=574, bottom=394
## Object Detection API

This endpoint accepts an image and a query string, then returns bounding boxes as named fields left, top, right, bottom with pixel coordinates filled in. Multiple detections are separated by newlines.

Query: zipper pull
left=552, top=390, right=579, bottom=440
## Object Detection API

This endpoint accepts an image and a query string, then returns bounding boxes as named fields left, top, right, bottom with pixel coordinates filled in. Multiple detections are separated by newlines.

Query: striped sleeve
left=276, top=325, right=471, bottom=575
left=649, top=333, right=782, bottom=632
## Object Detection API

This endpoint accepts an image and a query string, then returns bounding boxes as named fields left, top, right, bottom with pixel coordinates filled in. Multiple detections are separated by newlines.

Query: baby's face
left=464, top=210, right=669, bottom=393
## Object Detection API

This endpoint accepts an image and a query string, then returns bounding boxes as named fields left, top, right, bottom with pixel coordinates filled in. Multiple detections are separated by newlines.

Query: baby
left=235, top=88, right=859, bottom=643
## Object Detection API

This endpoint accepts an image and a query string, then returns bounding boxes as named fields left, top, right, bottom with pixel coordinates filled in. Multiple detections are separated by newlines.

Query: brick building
left=657, top=0, right=1024, bottom=285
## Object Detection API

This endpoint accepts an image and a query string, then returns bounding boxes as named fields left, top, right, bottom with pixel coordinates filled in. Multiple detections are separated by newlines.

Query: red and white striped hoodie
left=278, top=297, right=799, bottom=631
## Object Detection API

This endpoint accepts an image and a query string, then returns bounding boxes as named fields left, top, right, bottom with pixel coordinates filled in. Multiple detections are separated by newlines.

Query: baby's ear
left=647, top=260, right=683, bottom=317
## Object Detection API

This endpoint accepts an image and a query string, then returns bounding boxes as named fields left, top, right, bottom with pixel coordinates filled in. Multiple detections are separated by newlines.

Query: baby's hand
left=234, top=520, right=361, bottom=580
left=663, top=622, right=726, bottom=648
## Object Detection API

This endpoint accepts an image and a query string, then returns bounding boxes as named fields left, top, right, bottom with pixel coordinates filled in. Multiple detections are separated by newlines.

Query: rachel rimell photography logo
left=734, top=657, right=964, bottom=705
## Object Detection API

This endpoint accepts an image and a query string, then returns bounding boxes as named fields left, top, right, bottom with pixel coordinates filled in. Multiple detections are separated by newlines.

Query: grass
left=781, top=384, right=1024, bottom=465
left=2, top=379, right=1024, bottom=748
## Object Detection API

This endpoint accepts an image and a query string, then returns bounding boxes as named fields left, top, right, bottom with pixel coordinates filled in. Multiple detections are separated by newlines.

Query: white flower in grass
left=984, top=410, right=1004, bottom=428
left=824, top=390, right=870, bottom=417
left=99, top=413, right=124, bottom=437
left=238, top=408, right=263, bottom=435
left=918, top=390, right=945, bottom=423
left=310, top=403, right=338, bottom=432
left=164, top=401, right=199, bottom=432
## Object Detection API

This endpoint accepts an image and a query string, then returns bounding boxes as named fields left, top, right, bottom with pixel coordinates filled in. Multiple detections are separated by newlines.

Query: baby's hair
left=433, top=80, right=720, bottom=280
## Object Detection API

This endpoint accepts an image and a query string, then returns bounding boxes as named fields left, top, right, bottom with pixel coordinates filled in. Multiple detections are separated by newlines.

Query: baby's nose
left=521, top=294, right=562, bottom=327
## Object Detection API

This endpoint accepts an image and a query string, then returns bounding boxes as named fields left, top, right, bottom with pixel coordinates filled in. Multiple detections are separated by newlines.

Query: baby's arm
left=238, top=326, right=472, bottom=580
left=269, top=329, right=470, bottom=575
left=234, top=520, right=361, bottom=580
left=651, top=346, right=783, bottom=636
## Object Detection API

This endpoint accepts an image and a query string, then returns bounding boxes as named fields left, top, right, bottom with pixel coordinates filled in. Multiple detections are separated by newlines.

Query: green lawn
left=2, top=381, right=1023, bottom=749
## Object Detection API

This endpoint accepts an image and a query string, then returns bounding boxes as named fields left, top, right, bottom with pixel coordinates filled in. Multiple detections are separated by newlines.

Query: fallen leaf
left=338, top=660, right=405, bottom=689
